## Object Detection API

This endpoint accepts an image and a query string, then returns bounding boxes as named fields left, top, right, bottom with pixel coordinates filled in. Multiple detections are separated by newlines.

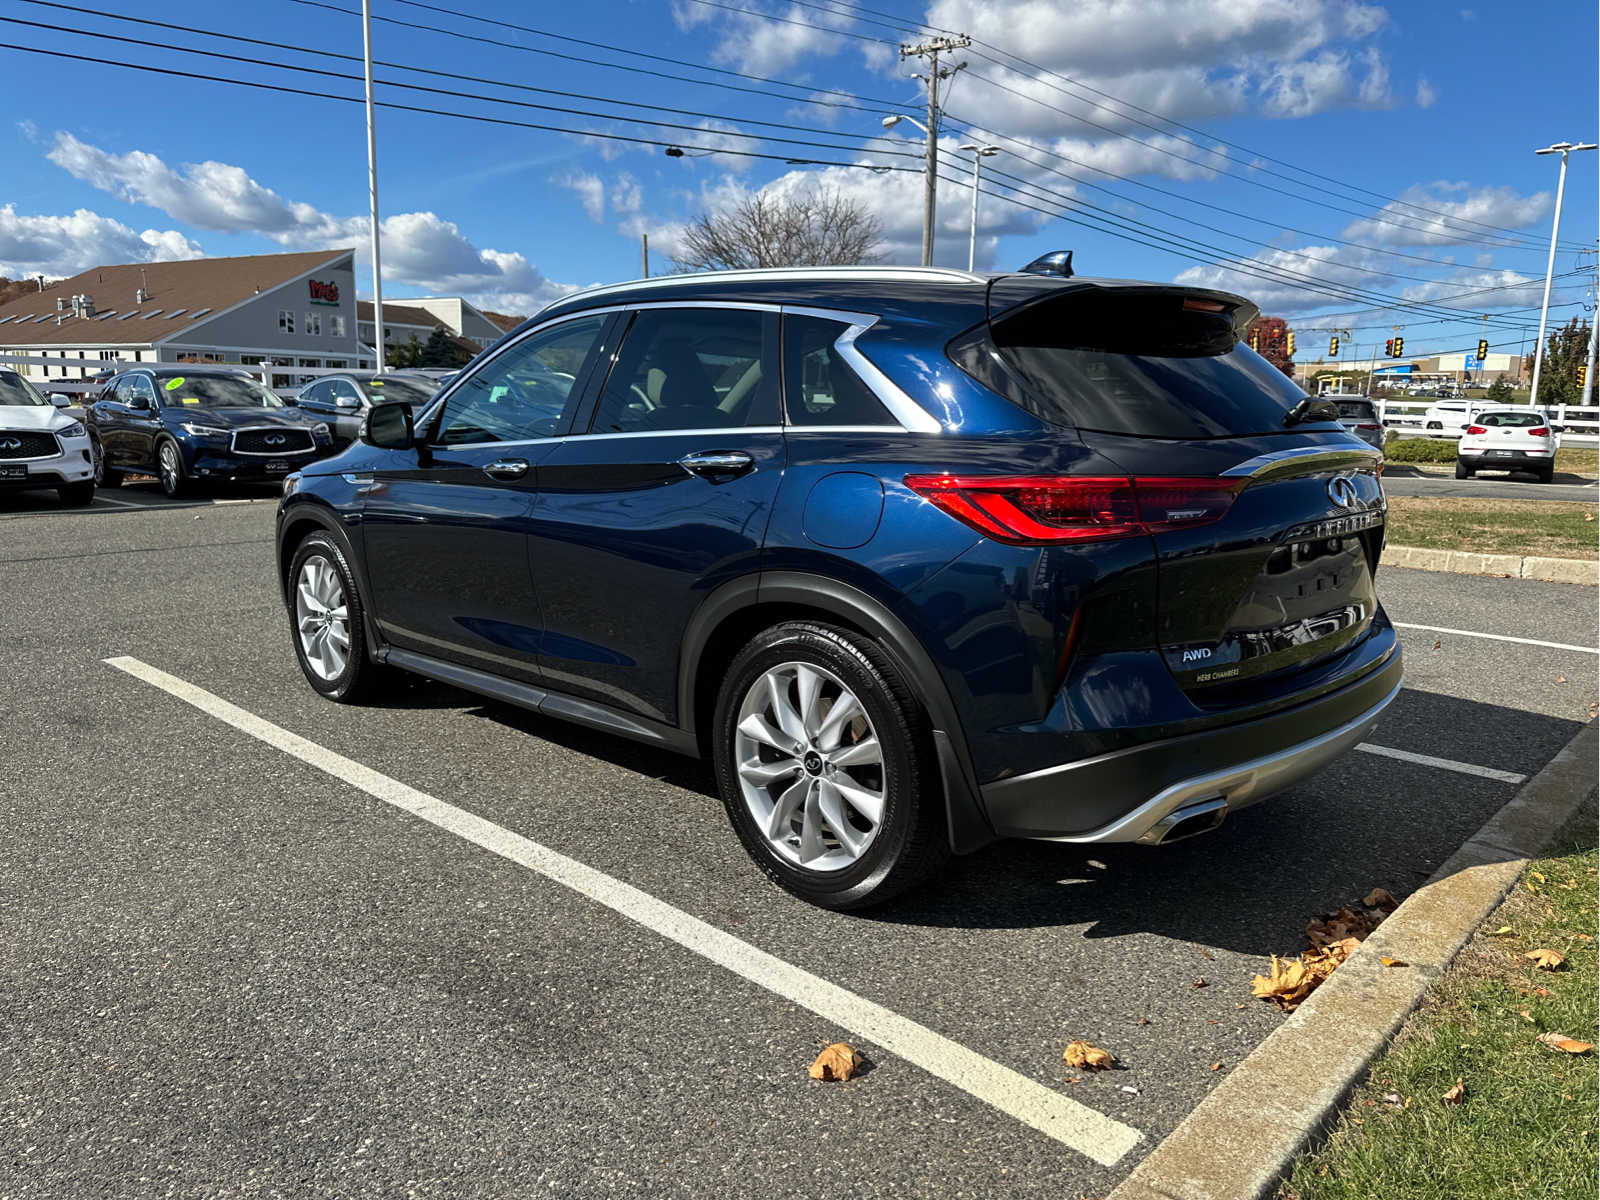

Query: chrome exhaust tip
left=1141, top=796, right=1228, bottom=845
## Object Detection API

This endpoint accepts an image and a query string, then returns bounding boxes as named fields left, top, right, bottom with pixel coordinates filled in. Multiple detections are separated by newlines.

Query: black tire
left=156, top=437, right=186, bottom=497
left=1454, top=460, right=1471, bottom=479
left=1539, top=465, right=1555, bottom=484
left=56, top=481, right=95, bottom=506
left=287, top=531, right=383, bottom=703
left=711, top=621, right=949, bottom=910
left=90, top=439, right=120, bottom=488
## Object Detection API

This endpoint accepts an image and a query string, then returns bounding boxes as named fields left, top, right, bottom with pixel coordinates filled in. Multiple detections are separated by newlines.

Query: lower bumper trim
left=1018, top=675, right=1402, bottom=845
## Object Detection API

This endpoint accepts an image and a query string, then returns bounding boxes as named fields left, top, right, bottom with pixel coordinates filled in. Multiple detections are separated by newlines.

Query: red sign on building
left=309, top=279, right=340, bottom=305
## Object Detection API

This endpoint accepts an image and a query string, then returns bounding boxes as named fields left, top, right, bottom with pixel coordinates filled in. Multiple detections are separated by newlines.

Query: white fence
left=1374, top=398, right=1599, bottom=446
left=0, top=352, right=362, bottom=401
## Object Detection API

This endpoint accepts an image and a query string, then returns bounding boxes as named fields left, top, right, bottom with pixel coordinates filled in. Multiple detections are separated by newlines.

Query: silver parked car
left=292, top=371, right=441, bottom=448
left=1334, top=397, right=1387, bottom=450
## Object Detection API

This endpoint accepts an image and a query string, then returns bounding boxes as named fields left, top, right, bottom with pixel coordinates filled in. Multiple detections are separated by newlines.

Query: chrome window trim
left=428, top=427, right=787, bottom=451
left=422, top=299, right=946, bottom=440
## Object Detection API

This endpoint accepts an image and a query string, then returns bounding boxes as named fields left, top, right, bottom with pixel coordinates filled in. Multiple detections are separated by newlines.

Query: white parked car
left=1456, top=408, right=1559, bottom=482
left=1332, top=396, right=1387, bottom=450
left=1423, top=397, right=1482, bottom=436
left=0, top=370, right=95, bottom=505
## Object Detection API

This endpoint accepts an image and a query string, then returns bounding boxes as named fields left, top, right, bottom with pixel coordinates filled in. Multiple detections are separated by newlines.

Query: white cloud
left=1416, top=76, right=1437, bottom=108
left=672, top=0, right=863, bottom=76
left=918, top=0, right=1394, bottom=135
left=555, top=169, right=607, bottom=223
left=1341, top=183, right=1552, bottom=247
left=610, top=172, right=643, bottom=216
left=44, top=132, right=577, bottom=312
left=0, top=204, right=203, bottom=279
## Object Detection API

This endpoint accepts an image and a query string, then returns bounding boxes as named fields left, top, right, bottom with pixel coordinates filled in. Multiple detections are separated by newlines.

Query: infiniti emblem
left=264, top=433, right=287, bottom=446
left=0, top=437, right=19, bottom=451
left=1327, top=474, right=1360, bottom=510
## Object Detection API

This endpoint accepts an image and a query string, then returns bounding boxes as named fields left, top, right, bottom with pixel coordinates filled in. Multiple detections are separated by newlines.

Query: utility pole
left=1529, top=140, right=1597, bottom=406
left=642, top=233, right=650, bottom=279
left=899, top=34, right=970, bottom=267
left=1581, top=247, right=1597, bottom=408
left=361, top=0, right=386, bottom=372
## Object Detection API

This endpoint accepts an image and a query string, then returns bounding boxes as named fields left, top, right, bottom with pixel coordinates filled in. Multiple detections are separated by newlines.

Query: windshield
left=1336, top=401, right=1376, bottom=419
left=960, top=289, right=1331, bottom=439
left=361, top=377, right=437, bottom=406
left=1479, top=410, right=1545, bottom=428
left=0, top=370, right=47, bottom=406
left=158, top=375, right=283, bottom=409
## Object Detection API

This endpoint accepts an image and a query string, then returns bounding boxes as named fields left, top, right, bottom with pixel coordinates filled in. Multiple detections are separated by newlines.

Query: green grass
left=1385, top=498, right=1598, bottom=558
left=1280, top=806, right=1599, bottom=1200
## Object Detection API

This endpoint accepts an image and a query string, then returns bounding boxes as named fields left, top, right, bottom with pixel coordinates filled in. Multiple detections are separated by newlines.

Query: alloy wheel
left=295, top=556, right=351, bottom=681
left=90, top=441, right=104, bottom=485
left=158, top=442, right=180, bottom=492
left=733, top=661, right=886, bottom=872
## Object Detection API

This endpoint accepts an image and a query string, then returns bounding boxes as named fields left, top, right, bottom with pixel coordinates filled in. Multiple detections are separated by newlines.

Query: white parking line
left=1394, top=622, right=1599, bottom=655
left=1355, top=743, right=1527, bottom=784
left=103, top=655, right=1142, bottom=1168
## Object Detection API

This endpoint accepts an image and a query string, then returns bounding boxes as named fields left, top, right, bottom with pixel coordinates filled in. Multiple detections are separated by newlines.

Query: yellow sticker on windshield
left=164, top=376, right=185, bottom=390
left=369, top=378, right=384, bottom=385
left=182, top=398, right=199, bottom=405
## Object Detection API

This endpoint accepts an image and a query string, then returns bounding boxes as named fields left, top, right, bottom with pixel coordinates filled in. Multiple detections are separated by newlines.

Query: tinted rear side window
left=954, top=289, right=1328, bottom=439
left=590, top=308, right=777, bottom=434
left=783, top=315, right=894, bottom=427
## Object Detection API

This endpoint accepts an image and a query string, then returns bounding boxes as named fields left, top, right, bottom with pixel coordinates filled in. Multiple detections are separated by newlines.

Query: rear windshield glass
left=964, top=291, right=1329, bottom=439
left=1336, top=401, right=1376, bottom=419
left=1478, top=410, right=1545, bottom=428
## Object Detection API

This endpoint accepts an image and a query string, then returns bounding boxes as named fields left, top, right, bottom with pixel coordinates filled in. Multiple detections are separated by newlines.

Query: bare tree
left=674, top=187, right=882, bottom=271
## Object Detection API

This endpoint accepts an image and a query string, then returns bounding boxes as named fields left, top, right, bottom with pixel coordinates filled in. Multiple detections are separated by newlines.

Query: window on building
left=98, top=350, right=117, bottom=361
left=305, top=312, right=322, bottom=337
left=240, top=355, right=264, bottom=367
left=279, top=310, right=295, bottom=334
left=330, top=315, right=345, bottom=337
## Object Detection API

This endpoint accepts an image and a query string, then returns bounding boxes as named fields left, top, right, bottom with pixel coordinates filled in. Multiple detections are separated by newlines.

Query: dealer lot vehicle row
left=1, top=498, right=1592, bottom=1198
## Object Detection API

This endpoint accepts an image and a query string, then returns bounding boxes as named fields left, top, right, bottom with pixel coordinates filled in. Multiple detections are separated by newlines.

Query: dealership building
left=0, top=248, right=515, bottom=386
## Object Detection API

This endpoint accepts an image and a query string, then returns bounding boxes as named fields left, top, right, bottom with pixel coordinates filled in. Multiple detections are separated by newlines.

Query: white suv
left=0, top=370, right=96, bottom=505
left=1457, top=407, right=1559, bottom=483
left=1422, top=397, right=1483, bottom=436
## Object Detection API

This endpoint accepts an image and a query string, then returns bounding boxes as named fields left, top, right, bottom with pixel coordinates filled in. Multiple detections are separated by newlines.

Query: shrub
left=1385, top=438, right=1458, bottom=463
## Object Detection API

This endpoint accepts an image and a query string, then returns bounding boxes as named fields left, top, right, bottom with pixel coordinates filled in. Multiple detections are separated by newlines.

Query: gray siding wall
left=164, top=258, right=361, bottom=361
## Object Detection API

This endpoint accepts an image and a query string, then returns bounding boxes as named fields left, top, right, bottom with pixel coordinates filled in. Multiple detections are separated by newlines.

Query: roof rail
left=542, top=265, right=987, bottom=312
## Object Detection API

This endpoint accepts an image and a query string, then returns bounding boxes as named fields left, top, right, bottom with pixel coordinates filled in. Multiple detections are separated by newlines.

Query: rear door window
left=587, top=307, right=777, bottom=434
left=955, top=289, right=1334, bottom=439
left=783, top=315, right=895, bottom=427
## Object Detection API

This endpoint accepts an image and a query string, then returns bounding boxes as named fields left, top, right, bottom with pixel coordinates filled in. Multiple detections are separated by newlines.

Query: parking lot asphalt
left=1379, top=465, right=1598, bottom=502
left=2, top=498, right=1595, bottom=1198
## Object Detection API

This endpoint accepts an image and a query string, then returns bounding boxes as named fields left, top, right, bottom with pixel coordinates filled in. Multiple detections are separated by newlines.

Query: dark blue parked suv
left=275, top=267, right=1401, bottom=909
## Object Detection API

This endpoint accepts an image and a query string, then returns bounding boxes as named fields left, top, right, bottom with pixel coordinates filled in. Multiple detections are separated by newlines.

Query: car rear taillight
left=1357, top=422, right=1380, bottom=430
left=902, top=475, right=1243, bottom=544
left=1466, top=424, right=1488, bottom=435
left=1527, top=426, right=1549, bottom=437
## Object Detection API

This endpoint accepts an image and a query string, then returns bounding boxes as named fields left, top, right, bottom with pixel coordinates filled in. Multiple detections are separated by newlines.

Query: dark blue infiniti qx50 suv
left=276, top=267, right=1401, bottom=908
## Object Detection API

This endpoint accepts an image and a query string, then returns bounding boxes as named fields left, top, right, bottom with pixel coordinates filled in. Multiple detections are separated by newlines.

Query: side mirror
left=335, top=396, right=360, bottom=410
left=48, top=393, right=73, bottom=407
left=128, top=396, right=151, bottom=411
left=362, top=401, right=414, bottom=450
left=282, top=394, right=299, bottom=407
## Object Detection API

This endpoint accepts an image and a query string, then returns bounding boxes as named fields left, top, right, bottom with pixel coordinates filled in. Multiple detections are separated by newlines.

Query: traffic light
left=1477, top=339, right=1489, bottom=361
left=1581, top=363, right=1589, bottom=389
left=1392, top=336, right=1404, bottom=357
left=1385, top=338, right=1395, bottom=357
left=1329, top=336, right=1340, bottom=356
left=1250, top=331, right=1260, bottom=351
left=1286, top=330, right=1296, bottom=355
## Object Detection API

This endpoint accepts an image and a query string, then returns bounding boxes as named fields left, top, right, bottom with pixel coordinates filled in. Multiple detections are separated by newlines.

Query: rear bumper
left=1459, top=450, right=1553, bottom=469
left=980, top=641, right=1403, bottom=843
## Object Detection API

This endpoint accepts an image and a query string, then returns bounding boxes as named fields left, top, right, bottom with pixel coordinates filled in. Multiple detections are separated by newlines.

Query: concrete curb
left=1384, top=544, right=1597, bottom=585
left=1109, top=720, right=1599, bottom=1200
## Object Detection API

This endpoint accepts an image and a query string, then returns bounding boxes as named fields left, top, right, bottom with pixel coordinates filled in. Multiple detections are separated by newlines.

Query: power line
left=0, top=16, right=922, bottom=163
left=767, top=0, right=1589, bottom=253
left=0, top=41, right=921, bottom=175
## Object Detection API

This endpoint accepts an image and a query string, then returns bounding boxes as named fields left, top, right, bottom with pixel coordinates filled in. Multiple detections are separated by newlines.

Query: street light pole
left=361, top=0, right=386, bottom=373
left=959, top=144, right=998, bottom=272
left=1529, top=141, right=1597, bottom=406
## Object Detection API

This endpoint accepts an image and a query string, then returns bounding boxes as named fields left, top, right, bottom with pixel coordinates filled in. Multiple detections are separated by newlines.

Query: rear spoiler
left=986, top=277, right=1260, bottom=341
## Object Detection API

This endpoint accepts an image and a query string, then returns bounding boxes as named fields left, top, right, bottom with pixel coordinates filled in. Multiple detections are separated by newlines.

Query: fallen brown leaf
left=1193, top=978, right=1207, bottom=989
left=1252, top=954, right=1317, bottom=1012
left=1432, top=639, right=1442, bottom=650
left=1525, top=948, right=1567, bottom=971
left=1379, top=956, right=1409, bottom=968
left=1381, top=1092, right=1404, bottom=1109
left=1441, top=1079, right=1466, bottom=1106
left=1537, top=1032, right=1596, bottom=1055
left=1363, top=887, right=1399, bottom=913
left=1488, top=925, right=1514, bottom=937
left=1531, top=871, right=1547, bottom=883
left=1209, top=1061, right=1222, bottom=1071
left=1555, top=675, right=1566, bottom=684
left=808, top=1042, right=863, bottom=1082
left=1518, top=1008, right=1535, bottom=1022
left=1064, top=1040, right=1116, bottom=1071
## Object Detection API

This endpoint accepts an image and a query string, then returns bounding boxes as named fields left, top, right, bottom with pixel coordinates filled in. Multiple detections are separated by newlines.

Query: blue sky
left=1, top=0, right=1594, bottom=363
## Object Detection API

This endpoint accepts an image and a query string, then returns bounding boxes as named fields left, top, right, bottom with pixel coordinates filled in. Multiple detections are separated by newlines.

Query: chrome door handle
left=483, top=457, right=530, bottom=480
left=678, top=450, right=754, bottom=479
